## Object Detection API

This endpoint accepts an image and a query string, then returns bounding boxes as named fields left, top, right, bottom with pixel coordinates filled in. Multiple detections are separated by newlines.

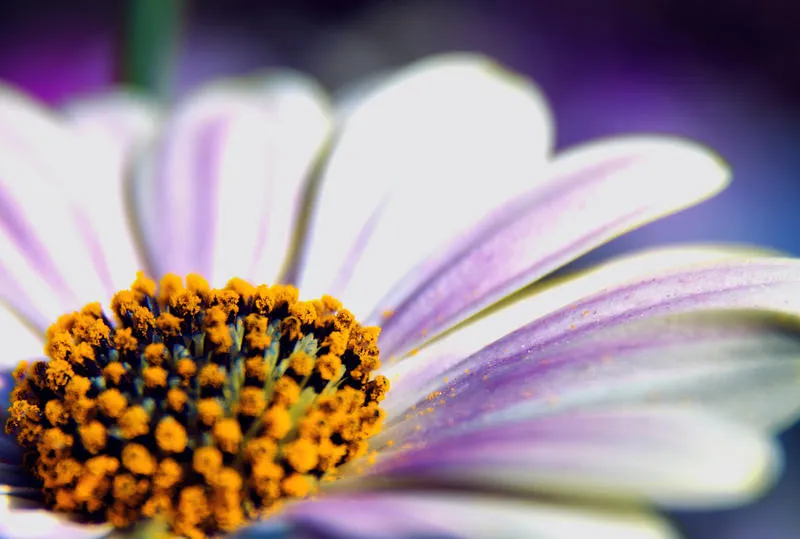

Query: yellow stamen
left=6, top=274, right=389, bottom=537
left=119, top=406, right=150, bottom=439
left=155, top=417, right=188, bottom=453
left=77, top=420, right=107, bottom=454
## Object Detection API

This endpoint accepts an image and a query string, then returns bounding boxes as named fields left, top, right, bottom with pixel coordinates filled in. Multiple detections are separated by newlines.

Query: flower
left=0, top=53, right=799, bottom=538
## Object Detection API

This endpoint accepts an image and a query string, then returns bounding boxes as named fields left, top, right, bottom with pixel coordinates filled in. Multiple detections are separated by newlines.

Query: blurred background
left=1, top=0, right=798, bottom=537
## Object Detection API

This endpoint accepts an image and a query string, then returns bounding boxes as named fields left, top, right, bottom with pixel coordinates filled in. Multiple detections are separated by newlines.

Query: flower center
left=5, top=272, right=389, bottom=538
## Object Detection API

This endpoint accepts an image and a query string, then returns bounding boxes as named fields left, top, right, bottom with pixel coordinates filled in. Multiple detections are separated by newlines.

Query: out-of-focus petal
left=370, top=407, right=779, bottom=509
left=295, top=53, right=553, bottom=317
left=0, top=304, right=43, bottom=370
left=62, top=92, right=159, bottom=154
left=0, top=86, right=138, bottom=331
left=373, top=136, right=730, bottom=358
left=266, top=492, right=677, bottom=539
left=228, top=518, right=293, bottom=538
left=131, top=71, right=331, bottom=286
left=0, top=495, right=110, bottom=539
left=381, top=253, right=800, bottom=419
left=61, top=92, right=160, bottom=294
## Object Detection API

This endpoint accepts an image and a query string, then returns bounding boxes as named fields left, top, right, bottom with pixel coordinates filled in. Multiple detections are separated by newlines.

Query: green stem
left=121, top=0, right=186, bottom=97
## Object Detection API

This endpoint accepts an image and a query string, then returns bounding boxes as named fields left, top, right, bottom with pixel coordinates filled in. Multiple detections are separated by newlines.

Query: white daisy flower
left=1, top=54, right=799, bottom=539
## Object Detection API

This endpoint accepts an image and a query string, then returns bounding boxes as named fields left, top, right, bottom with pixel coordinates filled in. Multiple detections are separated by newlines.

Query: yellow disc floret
left=6, top=273, right=389, bottom=537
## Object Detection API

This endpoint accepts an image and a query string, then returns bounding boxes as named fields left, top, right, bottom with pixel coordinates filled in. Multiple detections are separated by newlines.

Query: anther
left=6, top=273, right=389, bottom=537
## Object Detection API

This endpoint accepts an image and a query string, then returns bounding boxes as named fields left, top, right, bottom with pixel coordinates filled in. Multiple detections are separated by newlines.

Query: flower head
left=7, top=272, right=388, bottom=537
left=0, top=54, right=799, bottom=538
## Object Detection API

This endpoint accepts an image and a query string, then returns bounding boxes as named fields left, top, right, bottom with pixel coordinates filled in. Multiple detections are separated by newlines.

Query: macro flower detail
left=0, top=53, right=799, bottom=538
left=7, top=273, right=388, bottom=537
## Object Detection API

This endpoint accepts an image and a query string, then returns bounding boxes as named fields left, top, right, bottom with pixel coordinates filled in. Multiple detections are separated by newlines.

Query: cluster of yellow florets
left=5, top=273, right=389, bottom=538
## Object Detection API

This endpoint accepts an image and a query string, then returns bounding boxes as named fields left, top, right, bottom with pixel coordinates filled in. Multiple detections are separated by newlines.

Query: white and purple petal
left=132, top=71, right=331, bottom=287
left=372, top=136, right=731, bottom=358
left=236, top=493, right=676, bottom=539
left=368, top=406, right=778, bottom=509
left=381, top=253, right=800, bottom=426
left=0, top=86, right=139, bottom=332
left=426, top=313, right=799, bottom=436
left=295, top=54, right=553, bottom=318
left=381, top=245, right=778, bottom=383
left=60, top=92, right=161, bottom=295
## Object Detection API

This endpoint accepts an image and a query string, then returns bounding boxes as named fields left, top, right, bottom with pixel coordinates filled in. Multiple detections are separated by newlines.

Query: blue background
left=0, top=1, right=797, bottom=537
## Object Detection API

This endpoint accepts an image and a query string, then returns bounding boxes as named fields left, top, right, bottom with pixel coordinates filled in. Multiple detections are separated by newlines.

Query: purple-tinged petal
left=295, top=54, right=553, bottom=316
left=381, top=255, right=800, bottom=421
left=374, top=136, right=730, bottom=359
left=278, top=492, right=676, bottom=539
left=131, top=72, right=330, bottom=286
left=0, top=86, right=137, bottom=331
left=379, top=246, right=769, bottom=393
left=60, top=93, right=160, bottom=294
left=380, top=312, right=800, bottom=447
left=370, top=407, right=778, bottom=509
left=379, top=246, right=764, bottom=402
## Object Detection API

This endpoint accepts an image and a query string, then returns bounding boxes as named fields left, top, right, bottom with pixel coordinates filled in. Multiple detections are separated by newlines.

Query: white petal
left=284, top=492, right=677, bottom=539
left=295, top=53, right=553, bottom=316
left=61, top=91, right=160, bottom=163
left=60, top=92, right=160, bottom=294
left=0, top=304, right=43, bottom=369
left=371, top=406, right=780, bottom=509
left=0, top=86, right=135, bottom=331
left=132, top=71, right=331, bottom=286
left=0, top=496, right=110, bottom=539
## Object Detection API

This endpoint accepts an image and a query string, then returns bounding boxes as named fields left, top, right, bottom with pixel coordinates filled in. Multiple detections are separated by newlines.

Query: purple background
left=1, top=1, right=798, bottom=537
